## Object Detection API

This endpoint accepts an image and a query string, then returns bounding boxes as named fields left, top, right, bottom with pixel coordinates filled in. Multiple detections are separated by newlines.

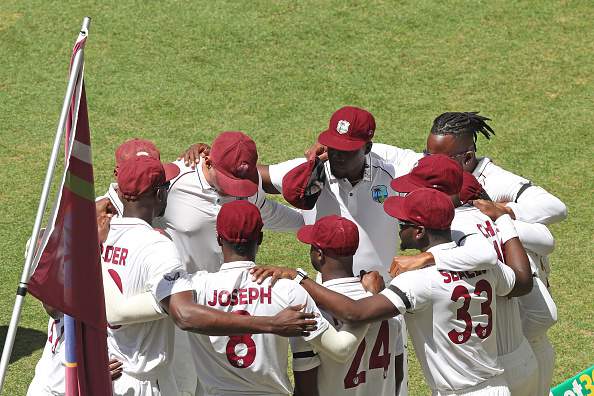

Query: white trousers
left=172, top=326, right=197, bottom=396
left=499, top=338, right=538, bottom=396
left=112, top=366, right=179, bottom=396
left=528, top=334, right=555, bottom=396
left=434, top=374, right=511, bottom=396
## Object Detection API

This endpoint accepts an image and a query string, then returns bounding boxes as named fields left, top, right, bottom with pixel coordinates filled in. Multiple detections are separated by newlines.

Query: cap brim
left=318, top=130, right=367, bottom=151
left=390, top=174, right=426, bottom=194
left=163, top=162, right=180, bottom=181
left=383, top=196, right=411, bottom=222
left=214, top=168, right=258, bottom=198
left=296, top=225, right=316, bottom=245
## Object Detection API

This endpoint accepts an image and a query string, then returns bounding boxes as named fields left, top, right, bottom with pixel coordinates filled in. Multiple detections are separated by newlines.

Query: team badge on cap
left=371, top=185, right=388, bottom=203
left=336, top=120, right=350, bottom=134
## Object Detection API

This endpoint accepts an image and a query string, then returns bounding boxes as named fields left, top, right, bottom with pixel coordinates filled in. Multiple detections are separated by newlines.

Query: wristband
left=495, top=214, right=518, bottom=244
left=294, top=268, right=308, bottom=284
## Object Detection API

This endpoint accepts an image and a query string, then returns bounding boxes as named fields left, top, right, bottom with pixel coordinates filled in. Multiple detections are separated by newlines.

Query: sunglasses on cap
left=397, top=219, right=420, bottom=229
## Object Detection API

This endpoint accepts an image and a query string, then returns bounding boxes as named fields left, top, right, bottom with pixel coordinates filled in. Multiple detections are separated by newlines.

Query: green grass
left=1, top=1, right=592, bottom=394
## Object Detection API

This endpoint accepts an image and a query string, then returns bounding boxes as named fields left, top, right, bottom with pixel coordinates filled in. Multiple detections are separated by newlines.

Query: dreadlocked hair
left=431, top=112, right=495, bottom=141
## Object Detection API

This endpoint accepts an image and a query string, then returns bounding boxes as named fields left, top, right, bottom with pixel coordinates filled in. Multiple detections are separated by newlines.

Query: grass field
left=1, top=1, right=593, bottom=394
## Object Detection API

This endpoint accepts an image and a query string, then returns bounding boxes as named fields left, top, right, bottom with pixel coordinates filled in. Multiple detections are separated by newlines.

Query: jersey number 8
left=225, top=310, right=257, bottom=369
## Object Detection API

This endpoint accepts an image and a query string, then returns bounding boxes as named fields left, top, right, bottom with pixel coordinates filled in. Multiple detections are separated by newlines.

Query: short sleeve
left=492, top=262, right=516, bottom=297
left=381, top=270, right=431, bottom=314
left=390, top=316, right=404, bottom=356
left=143, top=239, right=187, bottom=295
left=479, top=161, right=530, bottom=203
left=289, top=336, right=321, bottom=372
left=282, top=280, right=330, bottom=341
left=154, top=270, right=195, bottom=302
left=268, top=158, right=307, bottom=192
left=370, top=143, right=422, bottom=177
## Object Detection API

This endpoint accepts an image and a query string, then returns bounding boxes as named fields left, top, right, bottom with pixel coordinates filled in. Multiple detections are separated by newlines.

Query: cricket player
left=291, top=215, right=404, bottom=396
left=252, top=188, right=534, bottom=395
left=155, top=200, right=371, bottom=396
left=460, top=172, right=558, bottom=396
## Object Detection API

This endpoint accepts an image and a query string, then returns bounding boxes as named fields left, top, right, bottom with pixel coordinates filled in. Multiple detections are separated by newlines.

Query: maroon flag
left=28, top=36, right=111, bottom=394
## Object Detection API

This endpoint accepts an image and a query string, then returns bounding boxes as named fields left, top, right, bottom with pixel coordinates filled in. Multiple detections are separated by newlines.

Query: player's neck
left=122, top=205, right=154, bottom=225
left=320, top=257, right=354, bottom=283
left=421, top=233, right=453, bottom=252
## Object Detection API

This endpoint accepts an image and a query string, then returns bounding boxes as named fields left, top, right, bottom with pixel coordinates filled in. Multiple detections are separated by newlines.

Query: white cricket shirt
left=157, top=260, right=329, bottom=396
left=292, top=277, right=403, bottom=396
left=380, top=242, right=516, bottom=393
left=269, top=145, right=421, bottom=278
left=102, top=217, right=185, bottom=376
left=26, top=316, right=65, bottom=395
left=153, top=160, right=304, bottom=273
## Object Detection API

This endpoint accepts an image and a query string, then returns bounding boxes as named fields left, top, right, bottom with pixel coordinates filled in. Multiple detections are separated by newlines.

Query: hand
left=97, top=211, right=113, bottom=244
left=270, top=304, right=318, bottom=337
left=108, top=358, right=123, bottom=381
left=177, top=143, right=210, bottom=168
left=304, top=142, right=328, bottom=162
left=96, top=197, right=116, bottom=217
left=250, top=266, right=297, bottom=285
left=389, top=253, right=434, bottom=277
left=471, top=199, right=511, bottom=221
left=360, top=271, right=385, bottom=294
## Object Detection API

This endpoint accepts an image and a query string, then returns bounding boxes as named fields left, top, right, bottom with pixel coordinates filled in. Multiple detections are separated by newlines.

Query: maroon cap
left=318, top=106, right=375, bottom=151
left=460, top=172, right=487, bottom=203
left=217, top=200, right=263, bottom=243
left=114, top=138, right=180, bottom=180
left=210, top=131, right=259, bottom=197
left=297, top=215, right=359, bottom=256
left=390, top=154, right=463, bottom=196
left=117, top=156, right=166, bottom=200
left=383, top=188, right=454, bottom=230
left=282, top=153, right=326, bottom=210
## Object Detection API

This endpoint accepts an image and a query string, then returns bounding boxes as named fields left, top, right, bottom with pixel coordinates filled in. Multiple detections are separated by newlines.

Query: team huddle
left=27, top=107, right=566, bottom=396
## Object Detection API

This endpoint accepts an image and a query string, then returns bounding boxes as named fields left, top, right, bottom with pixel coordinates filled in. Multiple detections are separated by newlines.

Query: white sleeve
left=371, top=143, right=422, bottom=177
left=103, top=265, right=166, bottom=326
left=390, top=317, right=404, bottom=356
left=308, top=322, right=369, bottom=363
left=285, top=281, right=330, bottom=342
left=517, top=277, right=557, bottom=339
left=512, top=221, right=555, bottom=256
left=433, top=234, right=498, bottom=271
left=258, top=198, right=304, bottom=232
left=290, top=337, right=321, bottom=372
left=154, top=270, right=198, bottom=303
left=492, top=262, right=516, bottom=297
left=380, top=270, right=430, bottom=314
left=481, top=162, right=530, bottom=203
left=506, top=185, right=568, bottom=225
left=268, top=158, right=307, bottom=192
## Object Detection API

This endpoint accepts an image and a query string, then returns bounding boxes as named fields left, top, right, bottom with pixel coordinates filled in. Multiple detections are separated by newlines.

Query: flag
left=28, top=30, right=112, bottom=396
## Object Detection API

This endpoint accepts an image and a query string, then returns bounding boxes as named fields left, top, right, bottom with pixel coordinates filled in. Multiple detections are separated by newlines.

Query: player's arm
left=394, top=353, right=404, bottom=396
left=161, top=290, right=317, bottom=337
left=257, top=165, right=280, bottom=194
left=293, top=367, right=319, bottom=396
left=390, top=232, right=498, bottom=276
left=251, top=267, right=399, bottom=324
left=512, top=220, right=555, bottom=256
left=474, top=200, right=533, bottom=296
left=258, top=197, right=304, bottom=231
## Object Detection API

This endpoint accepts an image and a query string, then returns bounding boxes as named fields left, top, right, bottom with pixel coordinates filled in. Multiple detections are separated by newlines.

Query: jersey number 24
left=344, top=320, right=391, bottom=389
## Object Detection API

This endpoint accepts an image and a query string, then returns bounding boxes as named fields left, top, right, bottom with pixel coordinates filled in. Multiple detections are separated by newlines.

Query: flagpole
left=0, top=17, right=91, bottom=393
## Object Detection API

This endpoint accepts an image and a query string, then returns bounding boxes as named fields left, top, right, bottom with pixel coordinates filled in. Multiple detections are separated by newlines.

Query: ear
left=364, top=142, right=373, bottom=155
left=463, top=151, right=475, bottom=166
left=257, top=232, right=264, bottom=246
left=113, top=167, right=118, bottom=178
left=203, top=155, right=212, bottom=168
left=415, top=226, right=427, bottom=241
left=216, top=235, right=223, bottom=247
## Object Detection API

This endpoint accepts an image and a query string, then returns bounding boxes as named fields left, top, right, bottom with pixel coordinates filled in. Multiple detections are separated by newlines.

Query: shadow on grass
left=0, top=326, right=46, bottom=364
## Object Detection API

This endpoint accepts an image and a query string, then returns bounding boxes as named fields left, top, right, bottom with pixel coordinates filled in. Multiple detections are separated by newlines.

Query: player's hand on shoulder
left=177, top=142, right=210, bottom=168
left=390, top=252, right=434, bottom=277
left=270, top=304, right=318, bottom=337
left=97, top=208, right=114, bottom=244
left=360, top=270, right=385, bottom=294
left=471, top=199, right=513, bottom=220
left=250, top=265, right=297, bottom=286
left=304, top=142, right=328, bottom=162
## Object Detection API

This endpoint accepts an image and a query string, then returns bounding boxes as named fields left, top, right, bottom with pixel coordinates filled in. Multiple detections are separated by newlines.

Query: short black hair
left=228, top=241, right=255, bottom=256
left=431, top=112, right=495, bottom=141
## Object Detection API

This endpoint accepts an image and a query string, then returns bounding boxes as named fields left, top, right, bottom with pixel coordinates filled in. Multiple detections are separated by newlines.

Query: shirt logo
left=163, top=271, right=181, bottom=282
left=336, top=120, right=350, bottom=134
left=371, top=185, right=388, bottom=203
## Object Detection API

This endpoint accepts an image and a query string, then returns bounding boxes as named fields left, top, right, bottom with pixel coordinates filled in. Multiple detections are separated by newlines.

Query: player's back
left=390, top=241, right=516, bottom=392
left=317, top=278, right=401, bottom=396
left=189, top=260, right=326, bottom=396
left=102, top=217, right=179, bottom=375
